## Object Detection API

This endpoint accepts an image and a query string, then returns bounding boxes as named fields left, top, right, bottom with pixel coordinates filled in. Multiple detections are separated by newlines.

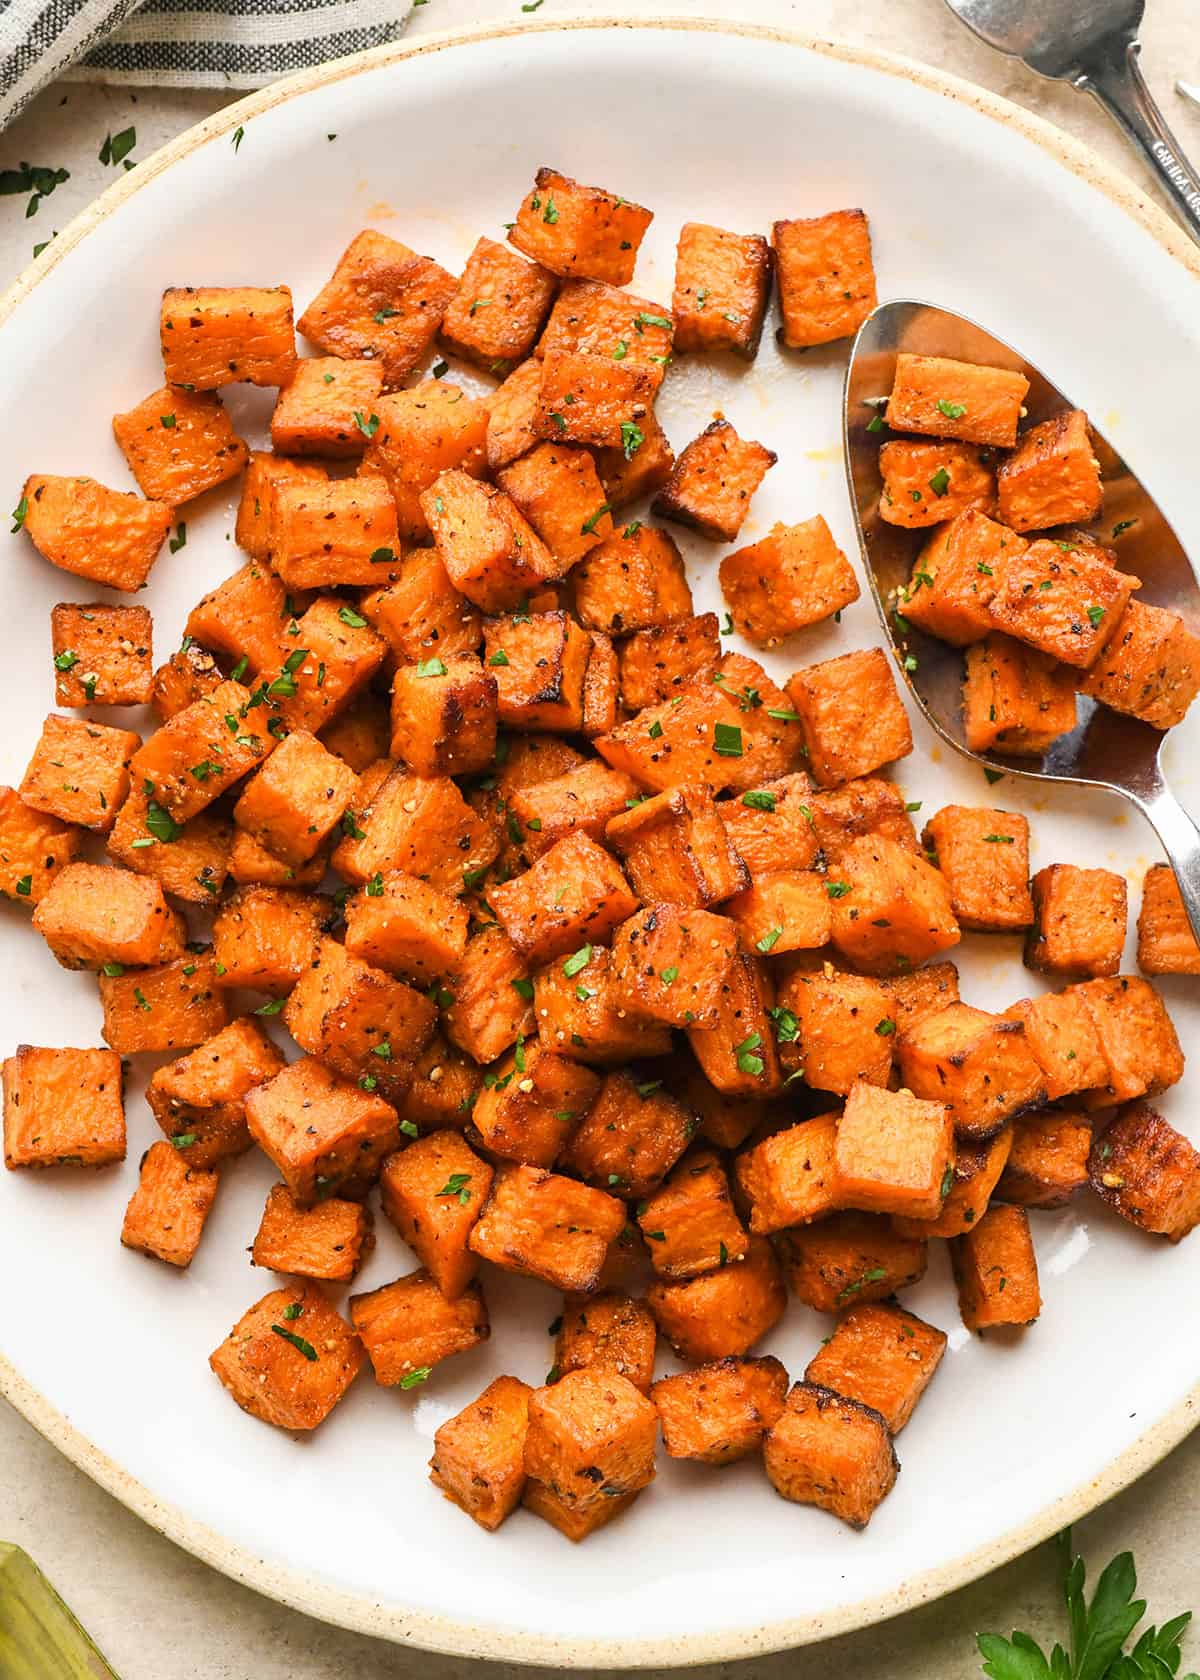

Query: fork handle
left=1076, top=34, right=1200, bottom=248
left=1136, top=780, right=1200, bottom=945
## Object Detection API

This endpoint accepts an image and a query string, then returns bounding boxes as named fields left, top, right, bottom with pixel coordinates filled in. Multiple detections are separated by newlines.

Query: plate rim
left=2, top=15, right=1198, bottom=1667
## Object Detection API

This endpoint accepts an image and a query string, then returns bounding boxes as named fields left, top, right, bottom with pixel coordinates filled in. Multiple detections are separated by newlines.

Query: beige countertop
left=3, top=2, right=1200, bottom=1675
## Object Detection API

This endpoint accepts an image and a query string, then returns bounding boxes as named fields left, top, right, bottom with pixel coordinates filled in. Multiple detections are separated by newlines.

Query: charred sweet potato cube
left=440, top=237, right=557, bottom=373
left=531, top=944, right=672, bottom=1067
left=555, top=1293, right=657, bottom=1395
left=108, top=777, right=226, bottom=899
left=886, top=353, right=1030, bottom=448
left=893, top=1128, right=1013, bottom=1239
left=211, top=886, right=327, bottom=993
left=431, top=1375, right=532, bottom=1531
left=151, top=643, right=224, bottom=724
left=785, top=648, right=912, bottom=788
left=652, top=420, right=776, bottom=543
left=209, top=1282, right=363, bottom=1432
left=362, top=554, right=482, bottom=669
left=147, top=1017, right=284, bottom=1166
left=252, top=1182, right=373, bottom=1282
left=552, top=1056, right=693, bottom=1188
left=0, top=788, right=81, bottom=906
left=269, top=356, right=385, bottom=457
left=766, top=1380, right=898, bottom=1527
left=509, top=167, right=652, bottom=286
left=901, top=510, right=1025, bottom=645
left=469, top=1163, right=626, bottom=1292
left=997, top=409, right=1102, bottom=532
left=717, top=773, right=818, bottom=877
left=647, top=1231, right=784, bottom=1361
left=735, top=1112, right=841, bottom=1233
left=297, top=230, right=456, bottom=386
left=232, top=730, right=356, bottom=867
left=897, top=1001, right=1044, bottom=1139
left=20, top=713, right=138, bottom=833
left=533, top=347, right=657, bottom=450
left=441, top=925, right=533, bottom=1064
left=1138, top=864, right=1200, bottom=974
left=361, top=380, right=489, bottom=541
left=998, top=1108, right=1091, bottom=1209
left=672, top=222, right=773, bottom=358
left=637, top=1148, right=749, bottom=1280
left=726, top=872, right=832, bottom=957
left=404, top=1031, right=483, bottom=1133
left=389, top=653, right=497, bottom=778
left=776, top=967, right=894, bottom=1095
left=234, top=454, right=327, bottom=563
left=773, top=210, right=876, bottom=349
left=617, top=614, right=720, bottom=712
left=185, top=560, right=290, bottom=676
left=525, top=1365, right=657, bottom=1519
left=344, top=870, right=468, bottom=983
left=963, top=633, right=1078, bottom=756
left=833, top=1081, right=955, bottom=1219
left=471, top=1041, right=601, bottom=1168
left=161, top=284, right=295, bottom=388
left=922, top=806, right=1033, bottom=933
left=607, top=782, right=748, bottom=907
left=113, top=384, right=248, bottom=504
left=497, top=442, right=612, bottom=570
left=268, top=475, right=399, bottom=590
left=510, top=761, right=637, bottom=863
left=32, top=862, right=184, bottom=971
left=3, top=1045, right=124, bottom=1170
left=334, top=766, right=497, bottom=893
left=130, top=680, right=273, bottom=824
left=878, top=440, right=995, bottom=530
left=778, top=1211, right=927, bottom=1313
left=989, top=540, right=1138, bottom=669
left=20, top=474, right=172, bottom=593
left=120, top=1139, right=218, bottom=1268
left=652, top=1355, right=786, bottom=1466
left=573, top=523, right=692, bottom=635
left=491, top=833, right=638, bottom=966
left=284, top=936, right=435, bottom=1099
left=485, top=358, right=542, bottom=471
left=99, top=951, right=228, bottom=1054
left=1079, top=599, right=1200, bottom=730
left=1075, top=975, right=1184, bottom=1104
left=1003, top=990, right=1108, bottom=1101
left=273, top=599, right=387, bottom=736
left=881, top=960, right=961, bottom=1034
left=1089, top=1102, right=1200, bottom=1240
left=246, top=1056, right=399, bottom=1204
left=720, top=518, right=860, bottom=648
left=610, top=904, right=740, bottom=1029
left=827, top=833, right=960, bottom=974
left=1027, top=864, right=1127, bottom=978
left=423, top=469, right=557, bottom=613
left=950, top=1204, right=1041, bottom=1328
left=51, top=603, right=152, bottom=709
left=686, top=950, right=781, bottom=1097
left=807, top=1302, right=945, bottom=1434
left=379, top=1132, right=493, bottom=1298
left=484, top=611, right=590, bottom=734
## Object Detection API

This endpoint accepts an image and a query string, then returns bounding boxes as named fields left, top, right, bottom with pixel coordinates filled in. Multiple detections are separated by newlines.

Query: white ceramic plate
left=2, top=19, right=1200, bottom=1668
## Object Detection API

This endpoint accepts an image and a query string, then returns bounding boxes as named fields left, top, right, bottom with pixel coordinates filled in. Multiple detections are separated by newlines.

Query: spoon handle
left=1075, top=34, right=1200, bottom=247
left=1136, top=779, right=1200, bottom=945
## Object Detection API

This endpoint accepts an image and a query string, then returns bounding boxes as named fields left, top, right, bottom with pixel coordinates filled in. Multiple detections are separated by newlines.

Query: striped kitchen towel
left=0, top=0, right=413, bottom=128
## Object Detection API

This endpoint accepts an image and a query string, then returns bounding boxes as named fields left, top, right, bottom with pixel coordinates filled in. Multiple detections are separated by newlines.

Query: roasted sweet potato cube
left=610, top=904, right=739, bottom=1030
left=485, top=358, right=542, bottom=471
left=379, top=1132, right=493, bottom=1298
left=1003, top=990, right=1108, bottom=1102
left=901, top=510, right=1025, bottom=646
left=318, top=690, right=391, bottom=774
left=597, top=683, right=731, bottom=796
left=776, top=967, right=893, bottom=1095
left=886, top=353, right=1029, bottom=448
left=1138, top=864, right=1200, bottom=974
left=1075, top=975, right=1184, bottom=1103
left=491, top=833, right=638, bottom=966
left=112, top=790, right=224, bottom=904
left=272, top=599, right=387, bottom=735
left=531, top=944, right=672, bottom=1067
left=593, top=412, right=676, bottom=511
left=146, top=1017, right=284, bottom=1167
left=32, top=862, right=184, bottom=971
left=1089, top=1102, right=1200, bottom=1240
left=344, top=870, right=468, bottom=983
left=496, top=442, right=612, bottom=570
left=778, top=1211, right=927, bottom=1313
left=403, top=1031, right=483, bottom=1133
left=20, top=474, right=172, bottom=593
left=997, top=409, right=1102, bottom=531
left=878, top=440, right=995, bottom=530
left=361, top=379, right=488, bottom=541
left=686, top=950, right=781, bottom=1097
left=998, top=1108, right=1092, bottom=1209
left=51, top=603, right=152, bottom=709
left=921, top=806, right=1032, bottom=933
left=765, top=1380, right=898, bottom=1527
left=785, top=648, right=912, bottom=788
left=773, top=210, right=876, bottom=349
left=510, top=761, right=638, bottom=863
left=232, top=730, right=356, bottom=868
left=989, top=539, right=1139, bottom=669
left=522, top=1475, right=638, bottom=1540
left=472, top=1041, right=600, bottom=1168
left=439, top=237, right=557, bottom=373
left=715, top=652, right=811, bottom=793
left=881, top=960, right=961, bottom=1033
left=607, top=782, right=748, bottom=907
left=550, top=1293, right=658, bottom=1402
left=228, top=827, right=327, bottom=888
left=2, top=1045, right=124, bottom=1170
left=717, top=773, right=818, bottom=877
left=827, top=833, right=960, bottom=974
left=950, top=1204, right=1041, bottom=1329
left=440, top=925, right=533, bottom=1065
left=121, top=1139, right=218, bottom=1268
left=112, top=384, right=248, bottom=505
left=735, top=1112, right=840, bottom=1233
left=99, top=951, right=227, bottom=1054
left=833, top=1081, right=955, bottom=1219
left=20, top=713, right=139, bottom=833
left=297, top=230, right=456, bottom=386
left=334, top=766, right=497, bottom=893
left=557, top=1070, right=690, bottom=1200
left=469, top=1163, right=626, bottom=1292
left=893, top=1127, right=1013, bottom=1239
left=130, top=679, right=273, bottom=823
left=672, top=222, right=772, bottom=358
left=652, top=1355, right=786, bottom=1466
left=388, top=653, right=497, bottom=779
left=269, top=356, right=385, bottom=457
left=423, top=469, right=557, bottom=613
left=536, top=278, right=671, bottom=384
left=234, top=455, right=327, bottom=563
left=0, top=788, right=80, bottom=906
left=525, top=1365, right=657, bottom=1519
left=726, top=872, right=832, bottom=957
left=161, top=284, right=295, bottom=388
left=573, top=523, right=692, bottom=635
left=267, top=475, right=399, bottom=590
left=616, top=614, right=720, bottom=712
left=804, top=782, right=920, bottom=862
left=211, top=885, right=327, bottom=993
left=185, top=559, right=290, bottom=676
left=533, top=346, right=657, bottom=450
left=284, top=936, right=435, bottom=1099
left=251, top=1183, right=373, bottom=1282
left=652, top=419, right=776, bottom=543
left=1027, top=864, right=1127, bottom=978
left=637, top=1148, right=749, bottom=1280
left=646, top=1232, right=784, bottom=1361
left=484, top=611, right=590, bottom=733
left=430, top=1375, right=532, bottom=1531
left=509, top=167, right=652, bottom=286
left=1079, top=599, right=1200, bottom=729
left=209, top=1282, right=363, bottom=1432
left=720, top=517, right=860, bottom=648
left=806, top=1302, right=944, bottom=1436
left=963, top=633, right=1078, bottom=756
left=246, top=1056, right=399, bottom=1204
left=362, top=555, right=482, bottom=671
left=151, top=643, right=224, bottom=724
left=897, top=1001, right=1045, bottom=1139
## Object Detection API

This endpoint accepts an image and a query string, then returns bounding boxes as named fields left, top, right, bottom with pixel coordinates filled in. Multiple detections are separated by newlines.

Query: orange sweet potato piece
left=1138, top=863, right=1200, bottom=975
left=497, top=442, right=613, bottom=570
left=892, top=1127, right=1013, bottom=1239
left=652, top=1354, right=787, bottom=1465
left=773, top=210, right=877, bottom=349
left=333, top=766, right=497, bottom=894
left=828, top=832, right=960, bottom=974
left=3, top=1045, right=125, bottom=1170
left=637, top=1148, right=750, bottom=1280
left=151, top=643, right=225, bottom=723
left=922, top=806, right=1033, bottom=933
left=720, top=518, right=860, bottom=648
left=468, top=1162, right=626, bottom=1293
left=32, top=861, right=184, bottom=971
left=764, top=1382, right=897, bottom=1527
left=246, top=1056, right=399, bottom=1204
left=344, top=870, right=468, bottom=983
left=297, top=230, right=456, bottom=386
left=610, top=903, right=739, bottom=1029
left=607, top=782, right=749, bottom=907
left=403, top=1031, right=483, bottom=1133
left=121, top=1140, right=219, bottom=1267
left=233, top=730, right=357, bottom=867
left=160, top=284, right=296, bottom=388
left=1075, top=975, right=1184, bottom=1103
left=1003, top=990, right=1108, bottom=1102
left=273, top=598, right=388, bottom=736
left=430, top=1376, right=532, bottom=1531
left=725, top=871, right=833, bottom=956
left=268, top=475, right=400, bottom=590
left=963, top=633, right=1078, bottom=756
left=533, top=347, right=657, bottom=451
left=228, top=826, right=327, bottom=889
left=996, top=409, right=1102, bottom=532
left=319, top=690, right=391, bottom=774
left=510, top=761, right=638, bottom=863
left=284, top=935, right=435, bottom=1100
left=0, top=787, right=81, bottom=905
left=440, top=237, right=557, bottom=373
left=107, top=790, right=229, bottom=907
left=536, top=278, right=671, bottom=386
left=573, top=523, right=692, bottom=635
left=352, top=1268, right=488, bottom=1386
left=20, top=713, right=139, bottom=833
left=509, top=167, right=652, bottom=286
left=998, top=1108, right=1092, bottom=1209
left=484, top=610, right=590, bottom=734
left=251, top=1182, right=373, bottom=1283
left=777, top=1210, right=927, bottom=1313
left=555, top=1293, right=657, bottom=1395
left=686, top=950, right=781, bottom=1097
left=269, top=356, right=385, bottom=457
left=717, top=773, right=819, bottom=877
left=785, top=648, right=912, bottom=788
left=653, top=419, right=776, bottom=542
left=1079, top=599, right=1200, bottom=730
left=471, top=1040, right=601, bottom=1169
left=129, top=678, right=273, bottom=824
left=593, top=411, right=676, bottom=511
left=361, top=550, right=482, bottom=668
left=735, top=1112, right=841, bottom=1233
left=646, top=1232, right=785, bottom=1362
left=672, top=222, right=773, bottom=358
left=886, top=353, right=1030, bottom=448
left=775, top=967, right=894, bottom=1095
left=524, top=1366, right=657, bottom=1519
left=185, top=559, right=291, bottom=676
left=209, top=1282, right=363, bottom=1431
left=234, top=454, right=327, bottom=563
left=531, top=944, right=672, bottom=1068
left=146, top=1017, right=284, bottom=1167
left=423, top=469, right=558, bottom=612
left=897, top=1001, right=1045, bottom=1139
left=211, top=885, right=328, bottom=993
left=99, top=951, right=228, bottom=1055
left=19, top=474, right=171, bottom=593
left=833, top=1080, right=955, bottom=1219
left=881, top=960, right=961, bottom=1033
left=878, top=439, right=995, bottom=529
left=988, top=539, right=1139, bottom=669
left=616, top=614, right=720, bottom=712
left=379, top=1132, right=493, bottom=1298
left=360, top=379, right=489, bottom=540
left=491, top=832, right=638, bottom=966
left=1027, top=864, right=1127, bottom=978
left=900, top=510, right=1026, bottom=646
left=806, top=1302, right=945, bottom=1433
left=440, top=924, right=533, bottom=1065
left=51, top=602, right=152, bottom=709
left=950, top=1204, right=1041, bottom=1329
left=112, top=385, right=248, bottom=504
left=1089, top=1102, right=1200, bottom=1240
left=485, top=357, right=542, bottom=471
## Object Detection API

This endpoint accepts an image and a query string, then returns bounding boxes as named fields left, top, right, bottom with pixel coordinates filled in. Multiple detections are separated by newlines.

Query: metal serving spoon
left=938, top=0, right=1200, bottom=247
left=843, top=298, right=1200, bottom=939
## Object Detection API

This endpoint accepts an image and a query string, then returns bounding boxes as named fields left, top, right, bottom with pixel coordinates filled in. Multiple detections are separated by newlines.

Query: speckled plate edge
left=1, top=17, right=1198, bottom=1667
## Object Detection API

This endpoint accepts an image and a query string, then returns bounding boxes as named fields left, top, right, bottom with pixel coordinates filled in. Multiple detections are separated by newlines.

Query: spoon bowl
left=844, top=297, right=1200, bottom=936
